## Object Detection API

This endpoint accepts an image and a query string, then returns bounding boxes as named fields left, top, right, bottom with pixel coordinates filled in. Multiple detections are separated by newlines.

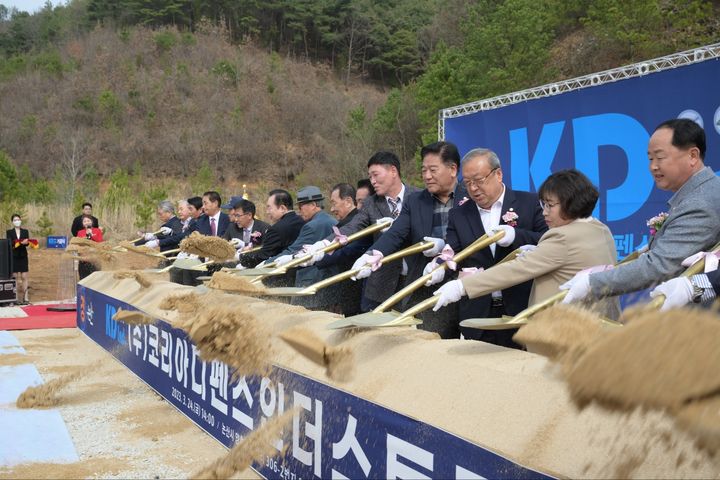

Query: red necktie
left=210, top=217, right=217, bottom=236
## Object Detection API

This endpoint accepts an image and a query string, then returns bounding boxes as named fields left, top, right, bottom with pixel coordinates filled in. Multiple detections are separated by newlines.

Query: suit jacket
left=71, top=215, right=99, bottom=237
left=370, top=183, right=467, bottom=285
left=223, top=219, right=270, bottom=245
left=590, top=167, right=720, bottom=298
left=316, top=208, right=370, bottom=272
left=6, top=228, right=30, bottom=258
left=462, top=218, right=620, bottom=318
left=195, top=212, right=230, bottom=238
left=334, top=183, right=421, bottom=304
left=240, top=212, right=304, bottom=268
left=445, top=188, right=547, bottom=319
left=155, top=216, right=184, bottom=251
left=270, top=210, right=337, bottom=287
left=704, top=269, right=720, bottom=297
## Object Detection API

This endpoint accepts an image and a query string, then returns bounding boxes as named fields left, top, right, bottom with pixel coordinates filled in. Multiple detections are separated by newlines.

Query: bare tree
left=57, top=130, right=89, bottom=206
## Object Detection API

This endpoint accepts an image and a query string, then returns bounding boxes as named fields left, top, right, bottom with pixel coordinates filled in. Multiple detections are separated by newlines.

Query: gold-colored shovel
left=258, top=240, right=436, bottom=297
left=128, top=228, right=164, bottom=244
left=459, top=244, right=650, bottom=331
left=234, top=220, right=392, bottom=282
left=327, top=231, right=505, bottom=329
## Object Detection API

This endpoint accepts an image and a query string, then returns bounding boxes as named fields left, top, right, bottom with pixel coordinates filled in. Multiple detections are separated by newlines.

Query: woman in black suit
left=6, top=213, right=30, bottom=304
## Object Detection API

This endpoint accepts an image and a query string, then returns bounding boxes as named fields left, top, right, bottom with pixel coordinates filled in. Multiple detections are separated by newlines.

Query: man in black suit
left=239, top=189, right=304, bottom=268
left=360, top=142, right=467, bottom=338
left=70, top=202, right=100, bottom=237
left=195, top=191, right=230, bottom=237
left=135, top=200, right=184, bottom=252
left=317, top=152, right=420, bottom=311
left=168, top=197, right=204, bottom=285
left=433, top=148, right=547, bottom=347
left=222, top=197, right=269, bottom=249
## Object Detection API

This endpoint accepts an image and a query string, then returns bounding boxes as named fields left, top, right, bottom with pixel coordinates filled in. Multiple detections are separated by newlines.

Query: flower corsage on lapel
left=501, top=208, right=518, bottom=227
left=457, top=196, right=469, bottom=206
left=646, top=212, right=669, bottom=236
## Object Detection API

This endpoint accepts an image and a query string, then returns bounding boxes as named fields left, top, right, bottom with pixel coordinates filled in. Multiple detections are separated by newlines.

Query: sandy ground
left=0, top=328, right=258, bottom=479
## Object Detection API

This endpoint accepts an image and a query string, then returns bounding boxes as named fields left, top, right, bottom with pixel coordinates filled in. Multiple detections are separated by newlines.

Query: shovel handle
left=297, top=240, right=435, bottom=294
left=373, top=231, right=505, bottom=313
left=159, top=248, right=181, bottom=256
left=128, top=228, right=163, bottom=244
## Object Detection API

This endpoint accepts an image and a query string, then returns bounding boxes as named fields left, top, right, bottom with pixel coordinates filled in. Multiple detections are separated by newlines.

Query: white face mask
left=12, top=220, right=21, bottom=227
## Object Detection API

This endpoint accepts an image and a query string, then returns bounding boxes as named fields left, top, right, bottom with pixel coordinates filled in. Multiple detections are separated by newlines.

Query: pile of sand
left=159, top=292, right=205, bottom=314
left=180, top=232, right=236, bottom=262
left=515, top=305, right=720, bottom=452
left=169, top=297, right=273, bottom=378
left=112, top=308, right=155, bottom=326
left=191, top=410, right=293, bottom=479
left=66, top=238, right=162, bottom=271
left=279, top=327, right=354, bottom=381
left=16, top=370, right=84, bottom=409
left=112, top=271, right=153, bottom=288
left=207, top=271, right=268, bottom=295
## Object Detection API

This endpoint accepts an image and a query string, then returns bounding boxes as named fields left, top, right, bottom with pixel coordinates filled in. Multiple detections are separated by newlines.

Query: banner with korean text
left=77, top=285, right=553, bottom=480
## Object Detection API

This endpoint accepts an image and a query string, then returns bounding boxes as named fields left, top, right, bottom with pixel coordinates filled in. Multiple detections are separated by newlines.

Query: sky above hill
left=2, top=0, right=67, bottom=14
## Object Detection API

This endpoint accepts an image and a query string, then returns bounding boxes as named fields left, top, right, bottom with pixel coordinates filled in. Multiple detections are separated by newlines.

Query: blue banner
left=444, top=58, right=720, bottom=260
left=76, top=285, right=553, bottom=480
left=47, top=236, right=68, bottom=249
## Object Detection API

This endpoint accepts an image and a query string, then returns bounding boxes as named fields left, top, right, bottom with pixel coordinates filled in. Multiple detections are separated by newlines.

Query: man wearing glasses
left=222, top=197, right=269, bottom=251
left=441, top=147, right=547, bottom=346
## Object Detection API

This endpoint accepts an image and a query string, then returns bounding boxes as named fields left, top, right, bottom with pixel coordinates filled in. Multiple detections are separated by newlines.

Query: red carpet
left=0, top=304, right=77, bottom=331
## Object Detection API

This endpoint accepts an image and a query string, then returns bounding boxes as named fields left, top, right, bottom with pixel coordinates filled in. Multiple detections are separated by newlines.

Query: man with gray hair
left=434, top=147, right=546, bottom=346
left=136, top=200, right=184, bottom=252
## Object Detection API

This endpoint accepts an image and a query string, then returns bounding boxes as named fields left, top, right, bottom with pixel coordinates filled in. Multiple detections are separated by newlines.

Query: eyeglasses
left=463, top=168, right=498, bottom=188
left=539, top=200, right=560, bottom=211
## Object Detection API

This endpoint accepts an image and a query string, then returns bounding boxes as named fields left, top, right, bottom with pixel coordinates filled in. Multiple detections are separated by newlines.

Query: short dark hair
left=654, top=118, right=706, bottom=160
left=187, top=196, right=203, bottom=210
left=235, top=199, right=256, bottom=217
left=538, top=169, right=598, bottom=220
left=268, top=189, right=293, bottom=210
left=11, top=213, right=21, bottom=221
left=367, top=151, right=401, bottom=177
left=82, top=202, right=93, bottom=209
left=356, top=178, right=375, bottom=195
left=332, top=183, right=357, bottom=205
left=420, top=141, right=461, bottom=169
left=203, top=191, right=221, bottom=206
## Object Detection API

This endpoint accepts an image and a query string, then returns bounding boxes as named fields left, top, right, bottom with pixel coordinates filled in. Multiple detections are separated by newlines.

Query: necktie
left=210, top=217, right=217, bottom=236
left=243, top=228, right=251, bottom=244
left=388, top=197, right=400, bottom=219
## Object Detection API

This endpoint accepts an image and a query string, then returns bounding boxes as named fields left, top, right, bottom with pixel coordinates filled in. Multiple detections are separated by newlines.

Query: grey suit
left=335, top=183, right=420, bottom=307
left=590, top=167, right=720, bottom=297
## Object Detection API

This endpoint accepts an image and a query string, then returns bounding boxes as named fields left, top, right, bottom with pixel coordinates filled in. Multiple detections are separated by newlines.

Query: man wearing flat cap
left=270, top=186, right=337, bottom=305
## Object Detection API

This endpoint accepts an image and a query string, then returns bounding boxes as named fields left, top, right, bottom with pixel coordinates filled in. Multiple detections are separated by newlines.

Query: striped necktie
left=210, top=217, right=217, bottom=236
left=388, top=197, right=400, bottom=218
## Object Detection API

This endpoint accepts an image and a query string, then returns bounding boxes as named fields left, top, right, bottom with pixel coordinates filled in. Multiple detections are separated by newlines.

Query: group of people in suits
left=130, top=117, right=718, bottom=349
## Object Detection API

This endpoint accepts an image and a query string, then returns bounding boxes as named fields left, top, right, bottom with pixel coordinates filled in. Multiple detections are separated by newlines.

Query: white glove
left=234, top=249, right=241, bottom=260
left=159, top=226, right=173, bottom=236
left=518, top=244, right=536, bottom=258
left=422, top=236, right=445, bottom=257
left=560, top=271, right=591, bottom=303
left=650, top=277, right=694, bottom=311
left=229, top=238, right=245, bottom=249
left=306, top=239, right=331, bottom=254
left=274, top=254, right=294, bottom=267
left=235, top=263, right=246, bottom=270
left=423, top=261, right=445, bottom=286
left=350, top=252, right=383, bottom=281
left=491, top=224, right=515, bottom=247
left=145, top=239, right=159, bottom=249
left=432, top=279, right=465, bottom=311
left=176, top=251, right=189, bottom=260
left=376, top=217, right=394, bottom=233
left=144, top=232, right=157, bottom=241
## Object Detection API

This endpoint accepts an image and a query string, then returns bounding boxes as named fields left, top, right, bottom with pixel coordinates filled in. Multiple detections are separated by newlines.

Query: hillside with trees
left=0, top=0, right=717, bottom=235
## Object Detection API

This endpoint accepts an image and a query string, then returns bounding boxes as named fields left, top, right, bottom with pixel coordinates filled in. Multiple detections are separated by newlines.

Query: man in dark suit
left=70, top=202, right=100, bottom=237
left=320, top=152, right=420, bottom=311
left=168, top=197, right=204, bottom=285
left=222, top=197, right=269, bottom=249
left=361, top=141, right=467, bottom=338
left=433, top=147, right=547, bottom=347
left=239, top=189, right=304, bottom=268
left=135, top=200, right=184, bottom=252
left=195, top=191, right=230, bottom=237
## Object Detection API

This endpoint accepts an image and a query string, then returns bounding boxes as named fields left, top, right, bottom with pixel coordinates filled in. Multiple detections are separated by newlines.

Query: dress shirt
left=476, top=184, right=506, bottom=298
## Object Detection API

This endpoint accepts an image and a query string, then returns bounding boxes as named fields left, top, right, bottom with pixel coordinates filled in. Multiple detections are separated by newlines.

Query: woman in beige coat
left=433, top=169, right=619, bottom=318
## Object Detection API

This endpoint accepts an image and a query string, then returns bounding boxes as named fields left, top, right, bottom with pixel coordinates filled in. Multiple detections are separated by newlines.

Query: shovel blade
left=344, top=311, right=404, bottom=327
left=262, top=287, right=316, bottom=297
left=460, top=316, right=519, bottom=330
